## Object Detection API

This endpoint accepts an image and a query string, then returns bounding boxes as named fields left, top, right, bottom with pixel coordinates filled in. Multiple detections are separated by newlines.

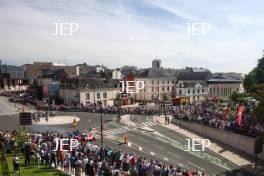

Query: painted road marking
left=188, top=161, right=205, bottom=171
left=128, top=142, right=132, bottom=147
left=150, top=152, right=155, bottom=156
left=139, top=147, right=143, bottom=151
left=168, top=151, right=183, bottom=159
left=164, top=157, right=168, bottom=161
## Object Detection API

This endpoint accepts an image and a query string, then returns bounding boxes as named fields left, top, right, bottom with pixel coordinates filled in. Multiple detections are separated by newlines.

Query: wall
left=80, top=88, right=118, bottom=106
left=171, top=119, right=264, bottom=161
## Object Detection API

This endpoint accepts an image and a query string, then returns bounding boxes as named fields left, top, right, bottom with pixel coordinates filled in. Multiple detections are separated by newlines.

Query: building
left=80, top=79, right=119, bottom=106
left=175, top=71, right=212, bottom=103
left=0, top=61, right=27, bottom=91
left=208, top=73, right=243, bottom=99
left=60, top=77, right=119, bottom=105
left=135, top=60, right=177, bottom=102
left=112, top=68, right=122, bottom=79
left=152, top=59, right=161, bottom=69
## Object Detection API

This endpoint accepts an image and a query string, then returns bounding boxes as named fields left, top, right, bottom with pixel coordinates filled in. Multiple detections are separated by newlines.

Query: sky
left=0, top=0, right=264, bottom=73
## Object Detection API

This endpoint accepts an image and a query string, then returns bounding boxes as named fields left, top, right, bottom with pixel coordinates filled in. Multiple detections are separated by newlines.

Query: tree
left=244, top=52, right=264, bottom=123
left=243, top=69, right=256, bottom=92
left=162, top=93, right=169, bottom=101
left=244, top=54, right=264, bottom=92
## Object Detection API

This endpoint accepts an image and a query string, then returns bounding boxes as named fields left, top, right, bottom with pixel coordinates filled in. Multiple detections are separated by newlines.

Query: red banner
left=237, top=105, right=244, bottom=128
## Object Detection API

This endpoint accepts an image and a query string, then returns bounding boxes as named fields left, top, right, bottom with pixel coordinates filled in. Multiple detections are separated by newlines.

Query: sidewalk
left=153, top=115, right=264, bottom=175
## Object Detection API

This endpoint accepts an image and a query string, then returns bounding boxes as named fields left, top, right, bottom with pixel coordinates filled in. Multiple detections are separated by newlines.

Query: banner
left=237, top=105, right=243, bottom=128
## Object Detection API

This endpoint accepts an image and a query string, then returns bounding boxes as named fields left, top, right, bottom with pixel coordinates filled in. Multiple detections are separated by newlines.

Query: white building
left=175, top=71, right=212, bottom=103
left=135, top=60, right=177, bottom=101
left=176, top=81, right=209, bottom=102
left=112, top=68, right=122, bottom=80
left=80, top=88, right=118, bottom=106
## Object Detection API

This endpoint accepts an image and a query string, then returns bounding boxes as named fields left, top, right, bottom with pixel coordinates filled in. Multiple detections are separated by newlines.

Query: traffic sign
left=19, top=112, right=32, bottom=125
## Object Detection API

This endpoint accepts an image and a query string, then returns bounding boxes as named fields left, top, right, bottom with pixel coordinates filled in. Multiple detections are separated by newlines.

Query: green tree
left=243, top=69, right=256, bottom=92
left=244, top=54, right=264, bottom=92
left=162, top=93, right=169, bottom=101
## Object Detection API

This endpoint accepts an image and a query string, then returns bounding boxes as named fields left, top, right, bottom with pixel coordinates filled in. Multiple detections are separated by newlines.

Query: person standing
left=13, top=154, right=20, bottom=171
left=75, top=157, right=83, bottom=176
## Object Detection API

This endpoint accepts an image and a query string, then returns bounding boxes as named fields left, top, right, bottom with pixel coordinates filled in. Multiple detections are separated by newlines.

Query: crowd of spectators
left=0, top=130, right=206, bottom=176
left=35, top=101, right=159, bottom=116
left=172, top=102, right=263, bottom=137
left=34, top=101, right=263, bottom=137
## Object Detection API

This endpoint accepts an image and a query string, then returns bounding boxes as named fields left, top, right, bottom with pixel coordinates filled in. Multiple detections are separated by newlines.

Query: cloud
left=0, top=0, right=263, bottom=73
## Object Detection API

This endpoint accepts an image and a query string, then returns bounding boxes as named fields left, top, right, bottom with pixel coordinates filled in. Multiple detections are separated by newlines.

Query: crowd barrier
left=171, top=119, right=264, bottom=161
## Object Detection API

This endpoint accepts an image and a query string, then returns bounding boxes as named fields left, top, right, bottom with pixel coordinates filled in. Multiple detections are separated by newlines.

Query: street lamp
left=98, top=101, right=103, bottom=146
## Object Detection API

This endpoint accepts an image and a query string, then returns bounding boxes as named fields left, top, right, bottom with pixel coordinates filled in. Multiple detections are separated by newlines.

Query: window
left=198, top=96, right=200, bottom=100
left=157, top=80, right=160, bottom=85
left=167, top=87, right=169, bottom=91
left=198, top=89, right=200, bottom=93
left=162, top=80, right=165, bottom=85
left=193, top=89, right=195, bottom=94
left=188, top=90, right=190, bottom=94
left=202, top=89, right=204, bottom=93
left=152, top=80, right=154, bottom=85
left=179, top=89, right=182, bottom=95
left=162, top=87, right=164, bottom=91
left=86, top=93, right=90, bottom=100
left=167, top=80, right=169, bottom=84
left=152, top=87, right=154, bottom=92
left=97, top=93, right=100, bottom=99
left=103, top=92, right=107, bottom=98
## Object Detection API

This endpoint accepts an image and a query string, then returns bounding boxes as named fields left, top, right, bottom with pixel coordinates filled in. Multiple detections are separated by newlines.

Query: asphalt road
left=0, top=96, right=18, bottom=115
left=0, top=98, right=257, bottom=175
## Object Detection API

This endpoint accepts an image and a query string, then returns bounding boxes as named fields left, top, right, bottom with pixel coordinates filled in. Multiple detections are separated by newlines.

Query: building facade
left=80, top=88, right=118, bottom=106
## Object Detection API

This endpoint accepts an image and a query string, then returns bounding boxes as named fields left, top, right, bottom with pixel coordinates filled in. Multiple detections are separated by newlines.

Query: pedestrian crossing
left=95, top=120, right=157, bottom=137
left=141, top=121, right=156, bottom=127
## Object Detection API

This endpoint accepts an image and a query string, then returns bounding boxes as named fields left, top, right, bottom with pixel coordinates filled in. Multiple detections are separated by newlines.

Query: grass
left=6, top=153, right=68, bottom=176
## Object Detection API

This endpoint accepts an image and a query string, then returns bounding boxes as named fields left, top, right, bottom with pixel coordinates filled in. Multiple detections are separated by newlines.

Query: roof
left=208, top=72, right=242, bottom=83
left=81, top=79, right=119, bottom=89
left=183, top=82, right=207, bottom=88
left=177, top=71, right=212, bottom=81
left=136, top=68, right=176, bottom=78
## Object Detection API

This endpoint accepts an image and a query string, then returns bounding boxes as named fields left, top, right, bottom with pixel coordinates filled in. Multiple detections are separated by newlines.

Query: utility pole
left=99, top=101, right=103, bottom=146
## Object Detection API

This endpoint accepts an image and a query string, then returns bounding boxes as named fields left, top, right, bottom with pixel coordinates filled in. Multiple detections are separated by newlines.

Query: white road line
left=111, top=123, right=121, bottom=128
left=139, top=147, right=143, bottom=151
left=164, top=157, right=168, bottom=161
left=141, top=122, right=148, bottom=126
left=144, top=122, right=152, bottom=126
left=148, top=121, right=156, bottom=126
left=150, top=152, right=155, bottom=156
left=154, top=136, right=169, bottom=143
left=188, top=161, right=205, bottom=171
left=168, top=151, right=183, bottom=159
left=153, top=143, right=164, bottom=150
left=146, top=122, right=155, bottom=126
left=103, top=128, right=131, bottom=135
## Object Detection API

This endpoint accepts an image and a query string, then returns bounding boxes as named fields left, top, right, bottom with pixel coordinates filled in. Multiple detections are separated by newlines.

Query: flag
left=237, top=105, right=244, bottom=128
